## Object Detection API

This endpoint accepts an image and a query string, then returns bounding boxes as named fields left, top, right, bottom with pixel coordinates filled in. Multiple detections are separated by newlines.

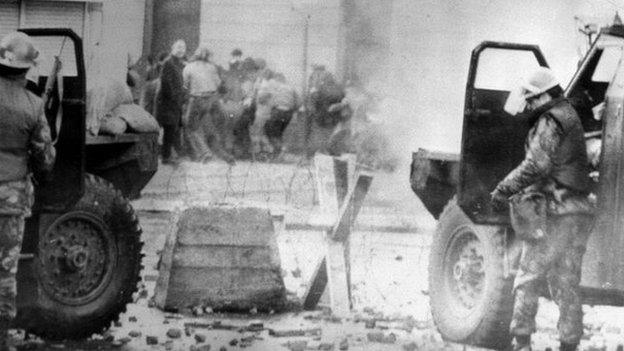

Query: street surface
left=17, top=158, right=624, bottom=350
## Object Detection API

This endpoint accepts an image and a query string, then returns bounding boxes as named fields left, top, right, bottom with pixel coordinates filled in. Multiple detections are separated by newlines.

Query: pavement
left=14, top=157, right=624, bottom=350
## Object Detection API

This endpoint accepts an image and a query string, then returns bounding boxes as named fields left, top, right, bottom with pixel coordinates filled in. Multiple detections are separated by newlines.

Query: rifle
left=42, top=55, right=62, bottom=109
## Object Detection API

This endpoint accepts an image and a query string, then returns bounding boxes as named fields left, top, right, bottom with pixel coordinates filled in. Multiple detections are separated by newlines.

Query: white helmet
left=504, top=66, right=559, bottom=115
left=520, top=67, right=559, bottom=99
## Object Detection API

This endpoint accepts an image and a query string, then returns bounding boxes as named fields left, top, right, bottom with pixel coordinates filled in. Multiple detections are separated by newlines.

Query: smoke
left=345, top=0, right=613, bottom=165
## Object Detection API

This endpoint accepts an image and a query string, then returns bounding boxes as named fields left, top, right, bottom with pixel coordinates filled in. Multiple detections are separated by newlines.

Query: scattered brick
left=146, top=336, right=158, bottom=345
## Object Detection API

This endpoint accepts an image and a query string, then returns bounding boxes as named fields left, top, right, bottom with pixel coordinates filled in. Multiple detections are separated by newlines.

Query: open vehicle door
left=19, top=28, right=86, bottom=212
left=459, top=42, right=549, bottom=224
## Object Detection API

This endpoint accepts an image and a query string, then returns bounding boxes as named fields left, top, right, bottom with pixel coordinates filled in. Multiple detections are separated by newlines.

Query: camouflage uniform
left=0, top=74, right=55, bottom=322
left=494, top=98, right=593, bottom=345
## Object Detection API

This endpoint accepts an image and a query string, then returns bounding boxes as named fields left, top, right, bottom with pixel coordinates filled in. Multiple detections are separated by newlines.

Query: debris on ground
left=319, top=342, right=335, bottom=350
left=146, top=335, right=158, bottom=345
left=269, top=327, right=322, bottom=337
left=367, top=332, right=397, bottom=344
left=247, top=320, right=264, bottom=331
left=192, top=306, right=204, bottom=316
left=402, top=341, right=418, bottom=351
left=167, top=328, right=182, bottom=339
left=283, top=340, right=307, bottom=351
left=194, top=333, right=207, bottom=343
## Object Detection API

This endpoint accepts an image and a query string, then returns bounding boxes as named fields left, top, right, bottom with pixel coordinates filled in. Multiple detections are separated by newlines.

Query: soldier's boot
left=559, top=342, right=578, bottom=351
left=0, top=320, right=16, bottom=351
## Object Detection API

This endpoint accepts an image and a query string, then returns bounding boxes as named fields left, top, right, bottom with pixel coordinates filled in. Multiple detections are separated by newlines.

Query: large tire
left=428, top=198, right=514, bottom=350
left=24, top=174, right=143, bottom=340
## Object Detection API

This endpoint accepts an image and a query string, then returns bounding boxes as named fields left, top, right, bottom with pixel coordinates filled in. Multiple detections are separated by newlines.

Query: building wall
left=91, top=0, right=146, bottom=84
left=0, top=0, right=146, bottom=86
left=199, top=0, right=341, bottom=93
left=150, top=0, right=201, bottom=60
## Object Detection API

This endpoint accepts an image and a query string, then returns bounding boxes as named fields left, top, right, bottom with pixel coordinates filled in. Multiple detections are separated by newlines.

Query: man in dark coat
left=155, top=40, right=187, bottom=164
left=491, top=67, right=594, bottom=351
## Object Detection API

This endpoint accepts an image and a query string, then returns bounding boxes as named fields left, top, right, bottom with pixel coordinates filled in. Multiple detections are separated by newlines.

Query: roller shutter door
left=0, top=1, right=19, bottom=39
left=22, top=1, right=85, bottom=37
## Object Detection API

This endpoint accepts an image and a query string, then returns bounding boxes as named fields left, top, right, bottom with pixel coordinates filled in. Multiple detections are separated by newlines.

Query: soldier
left=491, top=67, right=593, bottom=351
left=0, top=32, right=56, bottom=349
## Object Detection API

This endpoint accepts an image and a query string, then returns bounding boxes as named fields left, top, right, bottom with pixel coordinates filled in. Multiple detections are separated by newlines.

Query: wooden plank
left=302, top=258, right=327, bottom=310
left=325, top=238, right=351, bottom=317
left=313, top=153, right=340, bottom=220
left=330, top=173, right=374, bottom=241
left=153, top=211, right=181, bottom=308
left=303, top=155, right=373, bottom=314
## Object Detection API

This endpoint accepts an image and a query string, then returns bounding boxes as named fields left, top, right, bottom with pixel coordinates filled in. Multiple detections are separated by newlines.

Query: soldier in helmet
left=491, top=67, right=594, bottom=351
left=0, top=31, right=55, bottom=349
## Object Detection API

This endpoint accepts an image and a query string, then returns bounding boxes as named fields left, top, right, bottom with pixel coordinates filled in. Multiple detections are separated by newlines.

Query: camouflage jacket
left=0, top=178, right=34, bottom=217
left=0, top=75, right=55, bottom=216
left=495, top=99, right=593, bottom=215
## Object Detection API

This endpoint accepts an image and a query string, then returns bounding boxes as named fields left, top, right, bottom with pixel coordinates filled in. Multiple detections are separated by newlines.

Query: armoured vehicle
left=411, top=25, right=624, bottom=349
left=12, top=28, right=158, bottom=339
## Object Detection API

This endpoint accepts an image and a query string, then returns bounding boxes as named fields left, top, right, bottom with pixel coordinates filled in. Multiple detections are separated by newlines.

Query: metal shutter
left=0, top=1, right=19, bottom=40
left=22, top=1, right=84, bottom=37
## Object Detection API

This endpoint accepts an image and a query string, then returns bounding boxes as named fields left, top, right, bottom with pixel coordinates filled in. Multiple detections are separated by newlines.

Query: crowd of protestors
left=140, top=38, right=365, bottom=166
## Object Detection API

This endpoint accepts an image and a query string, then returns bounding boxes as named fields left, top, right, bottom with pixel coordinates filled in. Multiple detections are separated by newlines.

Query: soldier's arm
left=29, top=110, right=56, bottom=174
left=495, top=115, right=562, bottom=196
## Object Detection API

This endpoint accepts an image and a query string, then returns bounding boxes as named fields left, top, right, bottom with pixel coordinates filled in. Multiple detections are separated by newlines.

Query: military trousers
left=510, top=213, right=593, bottom=345
left=0, top=215, right=24, bottom=320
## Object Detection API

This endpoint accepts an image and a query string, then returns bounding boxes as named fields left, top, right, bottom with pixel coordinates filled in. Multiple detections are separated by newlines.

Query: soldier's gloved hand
left=490, top=189, right=509, bottom=212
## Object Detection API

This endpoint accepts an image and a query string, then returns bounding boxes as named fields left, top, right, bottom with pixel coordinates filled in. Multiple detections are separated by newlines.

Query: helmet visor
left=504, top=86, right=528, bottom=116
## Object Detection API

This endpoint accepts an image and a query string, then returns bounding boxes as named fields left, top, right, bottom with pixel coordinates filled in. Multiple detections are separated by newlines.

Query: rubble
left=117, top=337, right=132, bottom=344
left=146, top=335, right=158, bottom=345
left=247, top=320, right=264, bottom=331
left=192, top=306, right=204, bottom=316
left=269, top=327, right=322, bottom=337
left=319, top=342, right=335, bottom=350
left=402, top=341, right=418, bottom=351
left=167, top=328, right=182, bottom=339
left=283, top=340, right=307, bottom=351
left=367, top=332, right=397, bottom=344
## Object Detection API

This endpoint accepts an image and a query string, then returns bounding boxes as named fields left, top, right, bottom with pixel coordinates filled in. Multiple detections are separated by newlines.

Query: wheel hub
left=66, top=245, right=89, bottom=271
left=39, top=211, right=116, bottom=305
left=446, top=229, right=485, bottom=309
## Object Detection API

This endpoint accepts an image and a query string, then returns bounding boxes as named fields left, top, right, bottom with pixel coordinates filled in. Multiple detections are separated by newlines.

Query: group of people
left=141, top=40, right=308, bottom=165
